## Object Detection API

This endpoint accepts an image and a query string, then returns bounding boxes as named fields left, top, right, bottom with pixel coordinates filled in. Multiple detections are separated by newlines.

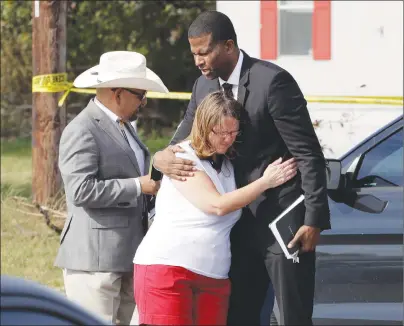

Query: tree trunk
left=32, top=0, right=67, bottom=204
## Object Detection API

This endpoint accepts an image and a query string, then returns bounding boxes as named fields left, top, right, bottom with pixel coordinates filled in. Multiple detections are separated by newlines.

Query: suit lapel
left=86, top=100, right=141, bottom=175
left=125, top=123, right=151, bottom=175
left=237, top=50, right=251, bottom=107
left=126, top=123, right=148, bottom=153
left=208, top=78, right=220, bottom=94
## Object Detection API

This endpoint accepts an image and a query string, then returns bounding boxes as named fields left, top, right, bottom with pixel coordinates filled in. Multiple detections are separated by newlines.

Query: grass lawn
left=1, top=134, right=171, bottom=291
left=1, top=137, right=65, bottom=290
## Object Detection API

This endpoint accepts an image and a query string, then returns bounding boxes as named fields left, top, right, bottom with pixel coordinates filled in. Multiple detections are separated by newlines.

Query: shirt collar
left=94, top=97, right=120, bottom=122
left=218, top=50, right=244, bottom=87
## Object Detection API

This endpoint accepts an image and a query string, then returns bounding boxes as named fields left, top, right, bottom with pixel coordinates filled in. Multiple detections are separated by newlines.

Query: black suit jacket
left=160, top=51, right=331, bottom=252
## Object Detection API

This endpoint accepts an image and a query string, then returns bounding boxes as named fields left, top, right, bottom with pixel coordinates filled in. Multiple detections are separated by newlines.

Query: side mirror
left=325, top=159, right=342, bottom=190
left=351, top=194, right=388, bottom=214
left=326, top=156, right=389, bottom=214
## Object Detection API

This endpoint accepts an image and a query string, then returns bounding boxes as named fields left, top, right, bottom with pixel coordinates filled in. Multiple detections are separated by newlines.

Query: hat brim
left=73, top=65, right=169, bottom=93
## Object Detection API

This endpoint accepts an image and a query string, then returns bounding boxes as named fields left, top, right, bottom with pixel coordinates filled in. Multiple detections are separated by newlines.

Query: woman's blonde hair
left=190, top=91, right=243, bottom=159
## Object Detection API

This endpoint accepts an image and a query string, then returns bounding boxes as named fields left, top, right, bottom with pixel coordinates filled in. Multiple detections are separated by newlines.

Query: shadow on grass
left=1, top=182, right=32, bottom=199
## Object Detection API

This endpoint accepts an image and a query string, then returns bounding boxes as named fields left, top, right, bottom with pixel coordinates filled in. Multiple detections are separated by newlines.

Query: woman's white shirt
left=133, top=141, right=242, bottom=279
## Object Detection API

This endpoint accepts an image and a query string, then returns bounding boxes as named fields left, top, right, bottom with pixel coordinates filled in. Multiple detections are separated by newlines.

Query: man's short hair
left=188, top=11, right=238, bottom=47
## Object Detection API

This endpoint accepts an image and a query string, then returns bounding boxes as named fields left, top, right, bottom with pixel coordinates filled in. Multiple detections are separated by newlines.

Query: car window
left=356, top=128, right=403, bottom=187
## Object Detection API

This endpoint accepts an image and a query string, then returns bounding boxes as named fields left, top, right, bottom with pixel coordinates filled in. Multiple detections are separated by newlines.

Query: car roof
left=1, top=275, right=68, bottom=303
left=1, top=275, right=109, bottom=325
left=339, top=115, right=403, bottom=160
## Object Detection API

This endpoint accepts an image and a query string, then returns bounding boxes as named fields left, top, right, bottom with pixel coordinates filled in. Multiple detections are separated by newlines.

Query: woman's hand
left=262, top=157, right=297, bottom=189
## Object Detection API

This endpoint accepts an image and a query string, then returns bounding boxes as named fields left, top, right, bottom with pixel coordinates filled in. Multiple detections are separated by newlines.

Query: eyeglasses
left=212, top=129, right=241, bottom=137
left=112, top=88, right=147, bottom=101
left=124, top=88, right=147, bottom=101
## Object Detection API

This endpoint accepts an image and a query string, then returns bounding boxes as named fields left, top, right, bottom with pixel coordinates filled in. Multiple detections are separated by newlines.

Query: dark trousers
left=227, top=212, right=316, bottom=325
left=260, top=282, right=275, bottom=325
left=265, top=251, right=316, bottom=325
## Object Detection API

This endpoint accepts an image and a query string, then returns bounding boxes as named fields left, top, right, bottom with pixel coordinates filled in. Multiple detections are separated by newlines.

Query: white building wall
left=216, top=0, right=403, bottom=158
left=216, top=1, right=261, bottom=59
left=217, top=0, right=403, bottom=96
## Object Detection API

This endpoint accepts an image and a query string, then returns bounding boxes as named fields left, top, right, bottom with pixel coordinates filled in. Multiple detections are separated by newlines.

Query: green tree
left=1, top=0, right=215, bottom=137
left=67, top=1, right=215, bottom=91
left=1, top=0, right=32, bottom=102
left=1, top=0, right=33, bottom=137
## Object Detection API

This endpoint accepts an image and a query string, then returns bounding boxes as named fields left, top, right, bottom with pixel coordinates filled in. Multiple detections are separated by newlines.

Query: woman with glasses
left=133, top=91, right=297, bottom=326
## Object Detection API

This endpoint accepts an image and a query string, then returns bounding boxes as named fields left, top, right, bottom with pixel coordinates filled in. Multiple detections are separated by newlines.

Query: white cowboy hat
left=73, top=51, right=169, bottom=93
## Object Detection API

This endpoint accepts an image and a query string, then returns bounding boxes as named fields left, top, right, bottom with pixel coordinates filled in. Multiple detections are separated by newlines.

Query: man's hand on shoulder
left=153, top=145, right=197, bottom=181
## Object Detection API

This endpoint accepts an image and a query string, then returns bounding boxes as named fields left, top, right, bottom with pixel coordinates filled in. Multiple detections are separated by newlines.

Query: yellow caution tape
left=32, top=73, right=403, bottom=107
left=32, top=73, right=193, bottom=106
left=32, top=73, right=96, bottom=107
left=305, top=96, right=403, bottom=106
left=32, top=73, right=70, bottom=92
left=147, top=91, right=191, bottom=100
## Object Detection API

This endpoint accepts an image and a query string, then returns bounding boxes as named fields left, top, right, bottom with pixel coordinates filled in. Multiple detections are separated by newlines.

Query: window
left=260, top=0, right=331, bottom=60
left=278, top=1, right=313, bottom=56
left=356, top=129, right=403, bottom=187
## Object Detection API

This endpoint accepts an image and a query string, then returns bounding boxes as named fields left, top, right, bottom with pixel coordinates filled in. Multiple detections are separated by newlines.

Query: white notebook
left=268, top=194, right=305, bottom=263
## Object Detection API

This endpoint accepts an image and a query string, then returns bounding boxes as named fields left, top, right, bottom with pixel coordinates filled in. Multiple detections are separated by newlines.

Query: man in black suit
left=152, top=11, right=330, bottom=325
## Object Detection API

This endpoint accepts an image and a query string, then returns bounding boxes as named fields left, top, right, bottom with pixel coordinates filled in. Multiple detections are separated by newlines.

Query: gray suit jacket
left=55, top=99, right=150, bottom=272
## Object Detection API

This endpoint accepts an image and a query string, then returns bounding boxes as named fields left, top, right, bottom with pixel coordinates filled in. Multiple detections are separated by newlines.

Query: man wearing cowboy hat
left=55, top=51, right=169, bottom=325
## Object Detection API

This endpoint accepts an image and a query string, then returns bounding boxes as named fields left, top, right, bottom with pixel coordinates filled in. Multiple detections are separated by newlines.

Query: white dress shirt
left=218, top=50, right=244, bottom=100
left=94, top=97, right=145, bottom=196
left=134, top=141, right=241, bottom=279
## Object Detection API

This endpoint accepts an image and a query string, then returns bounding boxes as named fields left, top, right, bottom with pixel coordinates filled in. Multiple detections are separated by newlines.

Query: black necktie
left=117, top=120, right=130, bottom=145
left=222, top=83, right=234, bottom=98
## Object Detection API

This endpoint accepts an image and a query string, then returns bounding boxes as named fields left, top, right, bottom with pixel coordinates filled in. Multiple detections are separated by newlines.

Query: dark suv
left=314, top=115, right=403, bottom=325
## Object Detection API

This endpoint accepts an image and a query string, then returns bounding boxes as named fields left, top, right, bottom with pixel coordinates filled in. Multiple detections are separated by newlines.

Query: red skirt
left=134, top=264, right=231, bottom=325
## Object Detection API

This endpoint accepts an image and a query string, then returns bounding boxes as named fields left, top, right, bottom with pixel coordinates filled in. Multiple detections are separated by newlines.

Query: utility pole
left=32, top=0, right=67, bottom=205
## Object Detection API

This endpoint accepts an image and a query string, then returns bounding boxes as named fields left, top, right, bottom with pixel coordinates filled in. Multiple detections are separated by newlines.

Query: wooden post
left=32, top=0, right=67, bottom=204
